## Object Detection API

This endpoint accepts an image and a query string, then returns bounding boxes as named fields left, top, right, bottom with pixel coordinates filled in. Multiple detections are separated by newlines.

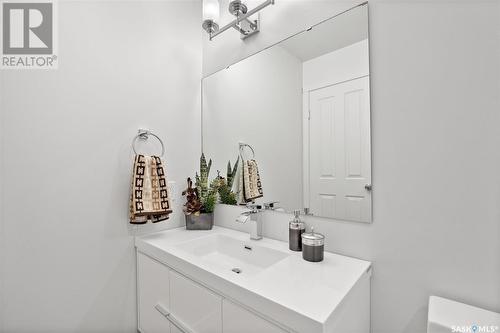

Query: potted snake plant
left=182, top=154, right=238, bottom=230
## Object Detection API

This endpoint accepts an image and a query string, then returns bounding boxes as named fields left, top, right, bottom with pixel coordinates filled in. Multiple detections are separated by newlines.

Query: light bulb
left=203, top=0, right=220, bottom=22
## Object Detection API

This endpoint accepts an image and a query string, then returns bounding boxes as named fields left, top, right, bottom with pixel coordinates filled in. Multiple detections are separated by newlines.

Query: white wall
left=0, top=1, right=201, bottom=332
left=302, top=39, right=369, bottom=91
left=203, top=45, right=302, bottom=210
left=207, top=1, right=500, bottom=332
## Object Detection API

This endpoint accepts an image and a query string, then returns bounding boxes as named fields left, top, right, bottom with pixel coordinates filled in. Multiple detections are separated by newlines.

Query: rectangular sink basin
left=176, top=234, right=290, bottom=276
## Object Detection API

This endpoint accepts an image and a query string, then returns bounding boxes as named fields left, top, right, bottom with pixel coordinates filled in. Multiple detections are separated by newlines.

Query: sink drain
left=231, top=268, right=242, bottom=274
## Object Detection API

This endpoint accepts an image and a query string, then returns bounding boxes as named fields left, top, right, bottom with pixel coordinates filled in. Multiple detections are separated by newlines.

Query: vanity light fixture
left=202, top=0, right=275, bottom=41
left=202, top=0, right=220, bottom=34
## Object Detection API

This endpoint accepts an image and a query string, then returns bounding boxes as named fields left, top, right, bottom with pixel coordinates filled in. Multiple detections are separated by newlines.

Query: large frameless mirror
left=202, top=4, right=372, bottom=222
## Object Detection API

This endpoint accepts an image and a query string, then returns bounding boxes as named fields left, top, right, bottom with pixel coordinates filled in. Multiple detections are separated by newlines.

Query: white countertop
left=135, top=226, right=371, bottom=333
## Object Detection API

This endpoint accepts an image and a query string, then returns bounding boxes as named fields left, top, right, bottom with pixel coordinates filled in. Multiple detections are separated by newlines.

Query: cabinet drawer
left=170, top=270, right=222, bottom=333
left=223, top=299, right=287, bottom=333
left=137, top=252, right=171, bottom=333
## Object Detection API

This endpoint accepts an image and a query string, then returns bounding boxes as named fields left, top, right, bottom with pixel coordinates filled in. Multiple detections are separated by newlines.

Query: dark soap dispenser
left=289, top=209, right=305, bottom=251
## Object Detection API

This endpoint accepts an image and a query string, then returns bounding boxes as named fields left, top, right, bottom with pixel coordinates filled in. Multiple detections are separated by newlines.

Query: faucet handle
left=236, top=214, right=251, bottom=223
left=263, top=201, right=279, bottom=210
left=245, top=203, right=262, bottom=212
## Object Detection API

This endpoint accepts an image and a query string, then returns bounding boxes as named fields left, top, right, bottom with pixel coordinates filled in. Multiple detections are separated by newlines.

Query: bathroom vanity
left=135, top=227, right=371, bottom=333
left=136, top=4, right=374, bottom=332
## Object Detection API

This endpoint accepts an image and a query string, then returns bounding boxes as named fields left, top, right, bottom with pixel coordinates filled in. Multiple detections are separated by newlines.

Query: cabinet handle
left=154, top=304, right=194, bottom=333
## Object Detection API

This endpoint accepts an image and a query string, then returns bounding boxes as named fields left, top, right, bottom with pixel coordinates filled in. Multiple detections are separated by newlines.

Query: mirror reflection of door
left=308, top=77, right=371, bottom=222
left=303, top=39, right=372, bottom=222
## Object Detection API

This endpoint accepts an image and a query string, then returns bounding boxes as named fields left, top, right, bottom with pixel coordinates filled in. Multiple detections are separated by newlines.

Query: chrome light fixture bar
left=202, top=0, right=275, bottom=41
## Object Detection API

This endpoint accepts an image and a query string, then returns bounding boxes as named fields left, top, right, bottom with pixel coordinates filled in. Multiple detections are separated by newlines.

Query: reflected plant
left=226, top=156, right=239, bottom=189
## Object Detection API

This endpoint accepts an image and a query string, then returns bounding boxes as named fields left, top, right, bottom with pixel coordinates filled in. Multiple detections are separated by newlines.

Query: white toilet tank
left=428, top=296, right=500, bottom=333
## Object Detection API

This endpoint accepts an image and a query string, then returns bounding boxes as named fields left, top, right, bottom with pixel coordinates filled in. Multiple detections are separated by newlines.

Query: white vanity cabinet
left=137, top=251, right=285, bottom=333
left=222, top=299, right=286, bottom=333
left=138, top=252, right=222, bottom=333
left=137, top=252, right=171, bottom=333
left=136, top=227, right=372, bottom=333
left=169, top=270, right=222, bottom=333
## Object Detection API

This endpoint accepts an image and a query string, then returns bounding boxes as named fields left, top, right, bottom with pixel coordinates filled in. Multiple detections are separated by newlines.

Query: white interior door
left=308, top=76, right=371, bottom=222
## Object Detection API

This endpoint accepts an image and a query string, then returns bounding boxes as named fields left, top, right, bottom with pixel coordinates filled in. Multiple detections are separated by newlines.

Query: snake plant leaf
left=226, top=156, right=239, bottom=188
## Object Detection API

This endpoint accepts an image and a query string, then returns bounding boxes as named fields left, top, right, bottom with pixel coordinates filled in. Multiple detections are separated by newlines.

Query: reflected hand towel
left=243, top=159, right=263, bottom=202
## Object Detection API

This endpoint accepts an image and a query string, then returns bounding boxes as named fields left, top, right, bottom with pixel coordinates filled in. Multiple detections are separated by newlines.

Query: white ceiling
left=279, top=4, right=368, bottom=62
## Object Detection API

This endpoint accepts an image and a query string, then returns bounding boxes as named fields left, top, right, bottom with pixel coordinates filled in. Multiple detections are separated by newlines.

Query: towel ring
left=132, top=129, right=165, bottom=157
left=239, top=142, right=255, bottom=160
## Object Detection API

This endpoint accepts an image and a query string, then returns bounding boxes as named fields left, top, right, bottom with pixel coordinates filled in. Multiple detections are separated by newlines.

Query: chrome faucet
left=263, top=201, right=280, bottom=210
left=236, top=204, right=263, bottom=240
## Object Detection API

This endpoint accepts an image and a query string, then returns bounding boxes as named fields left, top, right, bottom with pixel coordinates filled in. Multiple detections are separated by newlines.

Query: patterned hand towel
left=129, top=155, right=172, bottom=224
left=243, top=159, right=263, bottom=202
